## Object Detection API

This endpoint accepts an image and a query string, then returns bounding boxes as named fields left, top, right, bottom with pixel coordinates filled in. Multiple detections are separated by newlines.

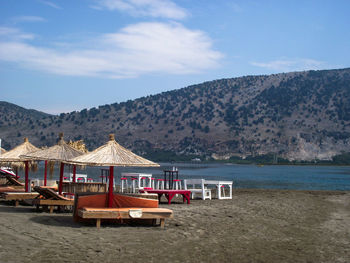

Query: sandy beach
left=0, top=189, right=349, bottom=263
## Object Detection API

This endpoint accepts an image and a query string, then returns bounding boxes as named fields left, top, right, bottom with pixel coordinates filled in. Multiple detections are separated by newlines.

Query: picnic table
left=140, top=189, right=191, bottom=205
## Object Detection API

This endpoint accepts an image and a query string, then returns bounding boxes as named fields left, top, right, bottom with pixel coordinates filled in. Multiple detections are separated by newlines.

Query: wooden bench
left=78, top=207, right=173, bottom=228
left=74, top=193, right=173, bottom=228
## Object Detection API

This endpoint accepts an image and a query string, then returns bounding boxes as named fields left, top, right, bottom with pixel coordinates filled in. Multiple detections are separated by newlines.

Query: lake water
left=31, top=162, right=350, bottom=191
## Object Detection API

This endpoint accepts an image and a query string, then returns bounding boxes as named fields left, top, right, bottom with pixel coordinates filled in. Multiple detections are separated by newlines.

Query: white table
left=204, top=180, right=233, bottom=199
left=64, top=173, right=88, bottom=182
left=121, top=173, right=152, bottom=192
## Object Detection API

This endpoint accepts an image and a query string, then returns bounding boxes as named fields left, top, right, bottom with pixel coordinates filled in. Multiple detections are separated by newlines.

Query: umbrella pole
left=59, top=163, right=64, bottom=195
left=25, top=161, right=29, bottom=192
left=15, top=167, right=19, bottom=179
left=73, top=165, right=76, bottom=182
left=44, top=160, right=48, bottom=186
left=108, top=166, right=114, bottom=208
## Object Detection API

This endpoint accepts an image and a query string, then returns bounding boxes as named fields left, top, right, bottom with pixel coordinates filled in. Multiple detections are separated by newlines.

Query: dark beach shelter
left=66, top=134, right=159, bottom=207
left=0, top=137, right=40, bottom=192
left=21, top=133, right=84, bottom=194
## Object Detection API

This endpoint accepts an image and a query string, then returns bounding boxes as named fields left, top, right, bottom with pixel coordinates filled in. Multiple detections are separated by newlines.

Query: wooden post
left=44, top=160, right=48, bottom=186
left=96, top=218, right=101, bottom=228
left=108, top=166, right=114, bottom=208
left=160, top=218, right=165, bottom=228
left=73, top=165, right=76, bottom=183
left=25, top=161, right=29, bottom=192
left=58, top=162, right=64, bottom=195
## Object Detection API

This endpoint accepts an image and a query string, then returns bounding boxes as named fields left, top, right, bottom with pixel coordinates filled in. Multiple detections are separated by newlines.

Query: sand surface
left=0, top=189, right=349, bottom=263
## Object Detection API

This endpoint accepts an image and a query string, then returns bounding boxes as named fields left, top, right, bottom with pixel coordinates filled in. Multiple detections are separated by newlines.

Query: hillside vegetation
left=1, top=68, right=350, bottom=161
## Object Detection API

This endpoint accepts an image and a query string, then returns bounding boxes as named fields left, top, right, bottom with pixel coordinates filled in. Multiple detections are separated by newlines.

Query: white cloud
left=92, top=0, right=188, bottom=19
left=12, top=16, right=46, bottom=23
left=38, top=0, right=62, bottom=9
left=251, top=58, right=325, bottom=72
left=0, top=23, right=222, bottom=78
left=0, top=27, right=35, bottom=40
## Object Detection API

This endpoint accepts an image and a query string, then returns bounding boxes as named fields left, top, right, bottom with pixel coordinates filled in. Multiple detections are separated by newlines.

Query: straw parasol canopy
left=0, top=137, right=40, bottom=171
left=0, top=147, right=6, bottom=155
left=66, top=134, right=159, bottom=207
left=66, top=134, right=159, bottom=167
left=21, top=133, right=85, bottom=194
left=21, top=133, right=84, bottom=162
left=0, top=137, right=39, bottom=162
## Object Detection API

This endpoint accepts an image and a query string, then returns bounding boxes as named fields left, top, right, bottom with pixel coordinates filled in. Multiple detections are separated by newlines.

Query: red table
left=140, top=189, right=191, bottom=205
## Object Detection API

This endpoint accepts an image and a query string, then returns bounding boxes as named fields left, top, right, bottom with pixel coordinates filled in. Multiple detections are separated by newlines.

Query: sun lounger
left=74, top=193, right=173, bottom=228
left=0, top=186, right=24, bottom=193
left=0, top=174, right=33, bottom=206
left=32, top=186, right=74, bottom=213
left=1, top=173, right=24, bottom=187
left=0, top=192, right=39, bottom=206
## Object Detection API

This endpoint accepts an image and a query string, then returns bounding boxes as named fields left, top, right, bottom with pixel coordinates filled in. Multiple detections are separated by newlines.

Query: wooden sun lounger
left=32, top=186, right=74, bottom=213
left=78, top=207, right=174, bottom=228
left=0, top=186, right=24, bottom=193
left=3, top=174, right=24, bottom=187
left=0, top=192, right=39, bottom=206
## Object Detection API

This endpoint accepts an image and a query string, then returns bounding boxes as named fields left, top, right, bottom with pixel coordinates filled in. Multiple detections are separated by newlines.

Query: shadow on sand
left=0, top=203, right=36, bottom=214
left=30, top=214, right=83, bottom=228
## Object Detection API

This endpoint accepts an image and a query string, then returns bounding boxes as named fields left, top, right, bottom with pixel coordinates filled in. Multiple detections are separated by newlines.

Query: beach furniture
left=0, top=167, right=17, bottom=178
left=0, top=186, right=24, bottom=193
left=32, top=186, right=74, bottom=213
left=184, top=179, right=233, bottom=200
left=156, top=179, right=165, bottom=189
left=74, top=192, right=173, bottom=228
left=121, top=173, right=153, bottom=193
left=65, top=134, right=159, bottom=211
left=183, top=179, right=212, bottom=200
left=0, top=192, right=39, bottom=206
left=1, top=172, right=24, bottom=187
left=139, top=189, right=191, bottom=204
left=204, top=180, right=233, bottom=199
left=173, top=179, right=182, bottom=190
left=21, top=133, right=85, bottom=195
left=120, top=177, right=128, bottom=193
left=0, top=137, right=40, bottom=192
left=31, top=179, right=58, bottom=189
left=163, top=169, right=179, bottom=189
left=63, top=172, right=88, bottom=182
left=0, top=170, right=37, bottom=206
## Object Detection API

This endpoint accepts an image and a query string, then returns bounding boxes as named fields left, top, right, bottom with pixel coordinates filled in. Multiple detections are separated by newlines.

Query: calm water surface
left=31, top=162, right=350, bottom=191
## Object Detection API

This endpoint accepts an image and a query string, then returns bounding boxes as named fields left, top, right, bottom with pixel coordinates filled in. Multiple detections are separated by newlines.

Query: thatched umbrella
left=66, top=134, right=159, bottom=207
left=21, top=133, right=84, bottom=194
left=0, top=137, right=40, bottom=191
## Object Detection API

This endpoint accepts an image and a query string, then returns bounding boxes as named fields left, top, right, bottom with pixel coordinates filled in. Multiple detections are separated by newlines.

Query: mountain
left=1, top=68, right=350, bottom=161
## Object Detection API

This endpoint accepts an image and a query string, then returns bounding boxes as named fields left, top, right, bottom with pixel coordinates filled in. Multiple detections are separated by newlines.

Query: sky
left=0, top=0, right=349, bottom=114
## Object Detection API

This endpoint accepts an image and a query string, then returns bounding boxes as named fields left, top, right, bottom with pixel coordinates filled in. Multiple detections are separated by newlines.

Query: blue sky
left=1, top=0, right=349, bottom=114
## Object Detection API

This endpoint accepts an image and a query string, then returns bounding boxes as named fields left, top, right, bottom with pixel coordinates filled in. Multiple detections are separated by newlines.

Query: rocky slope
left=1, top=68, right=350, bottom=161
